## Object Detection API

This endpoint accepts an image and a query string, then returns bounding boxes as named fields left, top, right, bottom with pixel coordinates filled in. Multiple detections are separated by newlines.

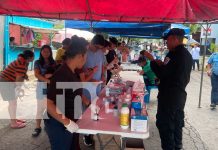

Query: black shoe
left=32, top=127, right=42, bottom=137
left=83, top=135, right=93, bottom=147
left=175, top=144, right=183, bottom=150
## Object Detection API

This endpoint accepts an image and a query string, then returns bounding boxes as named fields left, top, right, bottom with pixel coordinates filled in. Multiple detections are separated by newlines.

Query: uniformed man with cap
left=144, top=28, right=192, bottom=150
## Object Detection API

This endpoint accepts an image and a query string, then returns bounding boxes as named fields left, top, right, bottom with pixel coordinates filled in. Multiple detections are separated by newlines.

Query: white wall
left=0, top=16, right=4, bottom=70
left=201, top=24, right=218, bottom=45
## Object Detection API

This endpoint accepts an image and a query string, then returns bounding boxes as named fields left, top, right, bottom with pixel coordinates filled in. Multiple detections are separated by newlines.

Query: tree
left=33, top=33, right=42, bottom=47
left=54, top=24, right=64, bottom=29
left=184, top=24, right=201, bottom=34
left=210, top=42, right=218, bottom=53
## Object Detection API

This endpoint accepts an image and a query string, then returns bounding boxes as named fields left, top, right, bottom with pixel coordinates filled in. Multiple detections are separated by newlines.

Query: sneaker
left=83, top=135, right=93, bottom=147
left=32, top=127, right=42, bottom=137
left=210, top=103, right=216, bottom=109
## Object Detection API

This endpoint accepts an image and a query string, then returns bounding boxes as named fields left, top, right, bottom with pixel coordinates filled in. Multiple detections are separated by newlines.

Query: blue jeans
left=211, top=73, right=218, bottom=104
left=44, top=116, right=79, bottom=150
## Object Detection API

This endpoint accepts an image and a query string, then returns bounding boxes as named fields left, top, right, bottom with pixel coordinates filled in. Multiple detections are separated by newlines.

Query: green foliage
left=210, top=43, right=218, bottom=53
left=54, top=24, right=64, bottom=29
left=184, top=24, right=201, bottom=34
left=33, top=32, right=42, bottom=47
left=48, top=32, right=55, bottom=40
left=130, top=38, right=144, bottom=43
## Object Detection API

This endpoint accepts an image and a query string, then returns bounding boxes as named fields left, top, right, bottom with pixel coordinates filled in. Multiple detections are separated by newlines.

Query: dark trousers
left=44, top=116, right=80, bottom=150
left=192, top=59, right=199, bottom=70
left=156, top=106, right=184, bottom=150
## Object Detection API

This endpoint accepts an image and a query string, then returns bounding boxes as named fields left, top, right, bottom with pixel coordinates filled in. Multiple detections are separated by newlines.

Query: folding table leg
left=120, top=137, right=127, bottom=150
left=96, top=134, right=121, bottom=150
left=96, top=134, right=104, bottom=150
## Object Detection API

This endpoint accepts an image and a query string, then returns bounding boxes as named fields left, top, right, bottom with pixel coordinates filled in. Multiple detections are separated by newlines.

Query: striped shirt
left=0, top=57, right=28, bottom=82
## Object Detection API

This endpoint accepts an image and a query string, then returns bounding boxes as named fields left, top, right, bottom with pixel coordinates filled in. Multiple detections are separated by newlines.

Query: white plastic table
left=76, top=71, right=148, bottom=150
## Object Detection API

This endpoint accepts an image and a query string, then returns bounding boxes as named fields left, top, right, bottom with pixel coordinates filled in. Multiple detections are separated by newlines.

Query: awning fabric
left=65, top=20, right=190, bottom=38
left=1, top=0, right=218, bottom=23
left=162, top=24, right=190, bottom=37
left=187, top=38, right=199, bottom=45
left=110, top=35, right=162, bottom=39
left=65, top=20, right=171, bottom=37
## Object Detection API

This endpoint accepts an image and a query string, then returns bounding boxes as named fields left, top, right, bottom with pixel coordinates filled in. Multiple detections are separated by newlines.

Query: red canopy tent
left=0, top=0, right=217, bottom=107
left=0, top=0, right=218, bottom=23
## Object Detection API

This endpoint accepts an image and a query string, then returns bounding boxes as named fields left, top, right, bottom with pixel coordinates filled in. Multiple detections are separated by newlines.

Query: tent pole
left=198, top=23, right=209, bottom=108
left=65, top=28, right=67, bottom=38
left=90, top=21, right=93, bottom=32
left=85, top=0, right=93, bottom=33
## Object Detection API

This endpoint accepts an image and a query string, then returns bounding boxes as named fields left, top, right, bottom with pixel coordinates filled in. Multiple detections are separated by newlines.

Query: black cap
left=163, top=28, right=185, bottom=40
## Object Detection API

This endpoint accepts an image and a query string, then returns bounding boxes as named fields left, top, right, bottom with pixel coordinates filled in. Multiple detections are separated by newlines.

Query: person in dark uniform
left=144, top=28, right=192, bottom=150
left=106, top=37, right=118, bottom=83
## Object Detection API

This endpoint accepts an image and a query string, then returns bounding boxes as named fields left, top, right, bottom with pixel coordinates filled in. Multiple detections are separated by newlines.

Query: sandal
left=32, top=128, right=42, bottom=137
left=11, top=122, right=26, bottom=129
left=16, top=119, right=26, bottom=123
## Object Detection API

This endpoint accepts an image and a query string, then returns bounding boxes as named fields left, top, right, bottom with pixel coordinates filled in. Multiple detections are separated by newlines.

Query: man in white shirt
left=191, top=44, right=200, bottom=71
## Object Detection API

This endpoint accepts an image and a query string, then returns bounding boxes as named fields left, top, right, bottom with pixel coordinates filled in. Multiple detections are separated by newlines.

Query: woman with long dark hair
left=44, top=37, right=89, bottom=150
left=32, top=45, right=56, bottom=137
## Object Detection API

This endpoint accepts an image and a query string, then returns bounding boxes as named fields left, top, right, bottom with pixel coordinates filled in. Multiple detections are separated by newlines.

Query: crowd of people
left=0, top=28, right=217, bottom=150
left=0, top=34, right=128, bottom=149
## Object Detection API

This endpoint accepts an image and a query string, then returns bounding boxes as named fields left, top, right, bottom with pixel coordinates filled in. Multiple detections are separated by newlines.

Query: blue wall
left=8, top=16, right=53, bottom=29
left=8, top=47, right=41, bottom=70
left=4, top=16, right=53, bottom=68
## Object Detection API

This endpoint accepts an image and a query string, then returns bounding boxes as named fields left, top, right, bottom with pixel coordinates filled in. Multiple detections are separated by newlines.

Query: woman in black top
left=44, top=37, right=89, bottom=150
